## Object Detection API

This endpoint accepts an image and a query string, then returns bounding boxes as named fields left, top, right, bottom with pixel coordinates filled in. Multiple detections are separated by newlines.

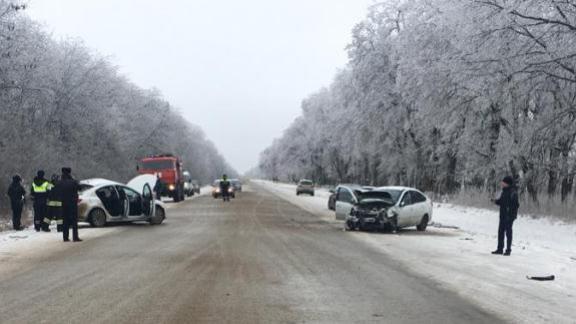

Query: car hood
left=357, top=198, right=395, bottom=209
left=126, top=174, right=157, bottom=194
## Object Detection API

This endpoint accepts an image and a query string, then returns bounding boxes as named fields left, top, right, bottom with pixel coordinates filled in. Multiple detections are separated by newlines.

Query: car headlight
left=228, top=188, right=233, bottom=192
left=216, top=188, right=220, bottom=193
left=168, top=184, right=175, bottom=191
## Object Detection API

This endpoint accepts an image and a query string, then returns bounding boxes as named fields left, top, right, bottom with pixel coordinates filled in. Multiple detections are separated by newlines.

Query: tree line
left=0, top=1, right=234, bottom=206
left=259, top=0, right=576, bottom=208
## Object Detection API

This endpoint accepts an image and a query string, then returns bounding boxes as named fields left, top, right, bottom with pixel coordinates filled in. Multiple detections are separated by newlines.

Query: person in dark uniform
left=31, top=170, right=50, bottom=232
left=47, top=174, right=63, bottom=232
left=219, top=174, right=231, bottom=202
left=492, top=176, right=519, bottom=256
left=153, top=175, right=165, bottom=201
left=57, top=167, right=82, bottom=242
left=7, top=175, right=26, bottom=231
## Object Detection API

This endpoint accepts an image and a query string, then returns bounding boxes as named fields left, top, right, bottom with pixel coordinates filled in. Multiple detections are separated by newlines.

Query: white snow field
left=255, top=180, right=576, bottom=324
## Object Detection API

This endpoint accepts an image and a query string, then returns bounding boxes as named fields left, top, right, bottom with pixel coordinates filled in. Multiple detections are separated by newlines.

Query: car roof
left=80, top=178, right=122, bottom=187
left=374, top=186, right=419, bottom=192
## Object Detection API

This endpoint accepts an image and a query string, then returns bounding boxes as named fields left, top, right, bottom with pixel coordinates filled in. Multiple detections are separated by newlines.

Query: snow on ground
left=255, top=180, right=576, bottom=324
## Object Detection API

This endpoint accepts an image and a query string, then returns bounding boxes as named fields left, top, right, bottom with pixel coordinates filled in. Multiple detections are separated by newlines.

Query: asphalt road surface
left=0, top=184, right=503, bottom=323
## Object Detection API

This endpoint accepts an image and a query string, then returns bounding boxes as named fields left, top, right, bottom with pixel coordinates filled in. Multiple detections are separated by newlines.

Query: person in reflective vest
left=46, top=174, right=63, bottom=232
left=31, top=170, right=50, bottom=232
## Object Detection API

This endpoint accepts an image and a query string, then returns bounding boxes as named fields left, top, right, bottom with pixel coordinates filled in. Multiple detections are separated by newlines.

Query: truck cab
left=138, top=154, right=186, bottom=202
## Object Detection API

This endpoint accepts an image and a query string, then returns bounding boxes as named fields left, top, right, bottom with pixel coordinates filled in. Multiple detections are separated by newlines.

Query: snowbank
left=254, top=180, right=576, bottom=324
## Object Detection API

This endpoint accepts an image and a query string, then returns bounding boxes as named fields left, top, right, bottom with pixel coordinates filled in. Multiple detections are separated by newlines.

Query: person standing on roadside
left=7, top=175, right=26, bottom=231
left=57, top=167, right=82, bottom=242
left=47, top=174, right=64, bottom=232
left=30, top=170, right=50, bottom=232
left=492, top=176, right=519, bottom=256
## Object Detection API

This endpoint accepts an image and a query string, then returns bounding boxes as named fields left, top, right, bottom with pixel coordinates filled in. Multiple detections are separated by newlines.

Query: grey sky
left=28, top=0, right=372, bottom=173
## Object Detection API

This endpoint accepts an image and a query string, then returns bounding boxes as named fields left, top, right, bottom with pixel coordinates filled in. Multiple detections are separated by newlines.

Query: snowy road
left=0, top=183, right=502, bottom=323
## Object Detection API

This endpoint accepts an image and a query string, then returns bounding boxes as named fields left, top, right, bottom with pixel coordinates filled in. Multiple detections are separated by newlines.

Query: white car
left=337, top=186, right=433, bottom=232
left=78, top=175, right=166, bottom=227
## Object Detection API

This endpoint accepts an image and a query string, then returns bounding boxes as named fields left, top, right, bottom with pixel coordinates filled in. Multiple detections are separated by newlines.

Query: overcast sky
left=28, top=0, right=372, bottom=173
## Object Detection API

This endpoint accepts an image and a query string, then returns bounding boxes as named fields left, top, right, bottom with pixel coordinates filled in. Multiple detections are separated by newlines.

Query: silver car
left=78, top=175, right=166, bottom=227
left=296, top=179, right=315, bottom=196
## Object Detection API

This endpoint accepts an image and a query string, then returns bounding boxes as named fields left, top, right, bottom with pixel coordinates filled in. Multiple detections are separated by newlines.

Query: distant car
left=77, top=175, right=166, bottom=228
left=230, top=179, right=242, bottom=192
left=343, top=186, right=433, bottom=232
left=183, top=171, right=194, bottom=197
left=212, top=180, right=236, bottom=199
left=296, top=179, right=315, bottom=196
left=191, top=180, right=201, bottom=194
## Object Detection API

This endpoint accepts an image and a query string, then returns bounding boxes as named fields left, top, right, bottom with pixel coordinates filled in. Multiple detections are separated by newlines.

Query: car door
left=95, top=186, right=125, bottom=219
left=410, top=191, right=429, bottom=224
left=142, top=183, right=155, bottom=219
left=397, top=191, right=417, bottom=227
left=118, top=186, right=145, bottom=220
left=335, top=188, right=356, bottom=221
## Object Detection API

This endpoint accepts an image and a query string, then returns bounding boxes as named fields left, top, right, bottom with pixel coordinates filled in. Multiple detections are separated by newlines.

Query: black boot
left=503, top=250, right=511, bottom=256
left=491, top=250, right=503, bottom=255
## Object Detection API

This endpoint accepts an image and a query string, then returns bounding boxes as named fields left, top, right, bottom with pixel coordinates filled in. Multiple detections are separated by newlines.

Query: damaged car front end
left=345, top=192, right=397, bottom=232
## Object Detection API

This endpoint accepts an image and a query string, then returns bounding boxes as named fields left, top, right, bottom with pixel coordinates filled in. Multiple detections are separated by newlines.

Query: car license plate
left=364, top=217, right=376, bottom=223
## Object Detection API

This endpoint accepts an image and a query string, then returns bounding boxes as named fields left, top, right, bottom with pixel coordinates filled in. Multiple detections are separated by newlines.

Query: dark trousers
left=11, top=202, right=23, bottom=230
left=33, top=202, right=48, bottom=231
left=497, top=217, right=515, bottom=252
left=62, top=204, right=79, bottom=241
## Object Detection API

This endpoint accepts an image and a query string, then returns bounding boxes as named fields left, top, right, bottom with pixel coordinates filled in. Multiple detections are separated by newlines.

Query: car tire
left=296, top=192, right=300, bottom=196
left=89, top=208, right=107, bottom=227
left=416, top=215, right=429, bottom=231
left=149, top=207, right=165, bottom=225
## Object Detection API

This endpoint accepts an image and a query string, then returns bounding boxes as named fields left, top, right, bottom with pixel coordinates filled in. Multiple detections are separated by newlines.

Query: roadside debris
left=527, top=275, right=555, bottom=281
left=430, top=222, right=459, bottom=230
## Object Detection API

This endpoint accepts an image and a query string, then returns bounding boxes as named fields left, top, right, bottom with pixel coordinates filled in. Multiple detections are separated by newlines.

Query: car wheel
left=149, top=207, right=165, bottom=225
left=89, top=208, right=107, bottom=227
left=416, top=215, right=429, bottom=231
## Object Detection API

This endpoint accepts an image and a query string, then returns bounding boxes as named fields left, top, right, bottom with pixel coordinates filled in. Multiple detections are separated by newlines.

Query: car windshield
left=299, top=180, right=313, bottom=186
left=359, top=190, right=403, bottom=203
left=141, top=160, right=174, bottom=170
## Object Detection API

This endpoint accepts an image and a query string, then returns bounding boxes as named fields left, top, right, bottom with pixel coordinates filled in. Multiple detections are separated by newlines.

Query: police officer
left=219, top=174, right=231, bottom=202
left=47, top=174, right=63, bottom=232
left=57, top=167, right=82, bottom=242
left=7, top=175, right=26, bottom=231
left=492, top=176, right=519, bottom=256
left=31, top=170, right=50, bottom=232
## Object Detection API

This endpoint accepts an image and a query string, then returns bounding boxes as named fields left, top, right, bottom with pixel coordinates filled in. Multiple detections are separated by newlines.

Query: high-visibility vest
left=32, top=181, right=50, bottom=193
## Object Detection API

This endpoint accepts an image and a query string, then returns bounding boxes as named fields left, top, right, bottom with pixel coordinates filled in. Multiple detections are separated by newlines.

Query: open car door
left=127, top=174, right=156, bottom=220
left=142, top=183, right=155, bottom=218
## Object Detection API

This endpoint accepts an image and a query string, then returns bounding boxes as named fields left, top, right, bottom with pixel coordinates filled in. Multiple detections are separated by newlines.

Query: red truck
left=137, top=154, right=186, bottom=202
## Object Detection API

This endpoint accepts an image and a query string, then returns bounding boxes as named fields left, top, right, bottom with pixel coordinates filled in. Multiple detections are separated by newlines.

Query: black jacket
left=56, top=176, right=80, bottom=206
left=495, top=186, right=519, bottom=220
left=7, top=182, right=25, bottom=205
